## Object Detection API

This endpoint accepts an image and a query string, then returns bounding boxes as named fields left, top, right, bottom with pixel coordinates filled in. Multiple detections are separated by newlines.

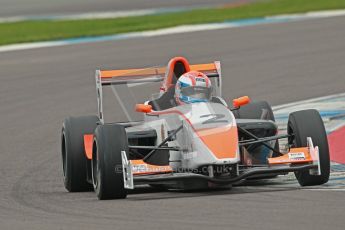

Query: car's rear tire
left=233, top=101, right=275, bottom=121
left=288, top=109, right=330, bottom=186
left=234, top=101, right=280, bottom=156
left=92, top=124, right=128, bottom=200
left=61, top=116, right=99, bottom=192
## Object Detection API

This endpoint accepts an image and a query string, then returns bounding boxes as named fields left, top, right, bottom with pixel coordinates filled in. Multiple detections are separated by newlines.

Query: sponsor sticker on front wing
left=288, top=152, right=306, bottom=160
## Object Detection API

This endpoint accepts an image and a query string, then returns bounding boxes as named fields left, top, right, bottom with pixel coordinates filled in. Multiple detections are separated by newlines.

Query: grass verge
left=1, top=0, right=345, bottom=46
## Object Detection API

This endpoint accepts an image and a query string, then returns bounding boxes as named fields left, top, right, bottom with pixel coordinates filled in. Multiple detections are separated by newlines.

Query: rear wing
left=97, top=67, right=166, bottom=85
left=96, top=63, right=221, bottom=85
left=95, top=61, right=222, bottom=123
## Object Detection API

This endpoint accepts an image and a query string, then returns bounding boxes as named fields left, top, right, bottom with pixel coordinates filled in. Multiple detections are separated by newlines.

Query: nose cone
left=197, top=125, right=239, bottom=159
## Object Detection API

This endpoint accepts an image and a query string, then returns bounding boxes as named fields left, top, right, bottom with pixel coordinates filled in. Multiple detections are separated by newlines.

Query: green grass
left=1, top=0, right=345, bottom=46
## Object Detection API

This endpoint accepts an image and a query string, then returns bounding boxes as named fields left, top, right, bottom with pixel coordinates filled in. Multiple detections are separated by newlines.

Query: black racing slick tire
left=233, top=101, right=275, bottom=121
left=233, top=101, right=280, bottom=156
left=61, top=115, right=99, bottom=192
left=288, top=109, right=330, bottom=186
left=92, top=124, right=129, bottom=200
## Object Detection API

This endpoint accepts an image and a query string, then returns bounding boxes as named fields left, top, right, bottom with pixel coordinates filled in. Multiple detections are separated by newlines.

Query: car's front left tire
left=92, top=124, right=128, bottom=200
left=288, top=109, right=330, bottom=186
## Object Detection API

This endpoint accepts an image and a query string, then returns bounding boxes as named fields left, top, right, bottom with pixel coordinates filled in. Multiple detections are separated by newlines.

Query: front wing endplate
left=121, top=151, right=134, bottom=189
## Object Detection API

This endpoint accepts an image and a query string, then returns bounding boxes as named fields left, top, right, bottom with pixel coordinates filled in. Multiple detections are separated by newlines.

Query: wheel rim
left=287, top=122, right=298, bottom=147
left=61, top=133, right=67, bottom=178
left=288, top=122, right=302, bottom=177
left=91, top=141, right=100, bottom=190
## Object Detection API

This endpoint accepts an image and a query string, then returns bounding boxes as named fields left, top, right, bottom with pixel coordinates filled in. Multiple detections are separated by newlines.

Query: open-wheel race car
left=61, top=57, right=330, bottom=200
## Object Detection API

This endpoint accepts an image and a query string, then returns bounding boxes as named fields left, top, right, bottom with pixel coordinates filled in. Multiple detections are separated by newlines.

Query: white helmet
left=175, top=71, right=212, bottom=104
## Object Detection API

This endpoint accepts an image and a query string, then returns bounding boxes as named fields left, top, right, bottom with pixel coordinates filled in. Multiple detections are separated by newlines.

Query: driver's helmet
left=175, top=71, right=212, bottom=104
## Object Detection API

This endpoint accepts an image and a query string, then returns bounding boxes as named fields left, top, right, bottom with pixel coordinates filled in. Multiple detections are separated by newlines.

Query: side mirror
left=233, top=96, right=250, bottom=108
left=135, top=104, right=152, bottom=113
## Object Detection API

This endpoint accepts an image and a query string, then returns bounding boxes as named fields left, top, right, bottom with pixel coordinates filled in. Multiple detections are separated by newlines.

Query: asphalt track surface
left=1, top=16, right=345, bottom=230
left=0, top=0, right=251, bottom=17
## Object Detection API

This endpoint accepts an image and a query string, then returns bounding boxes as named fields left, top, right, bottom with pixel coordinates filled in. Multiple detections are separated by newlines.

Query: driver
left=175, top=71, right=212, bottom=105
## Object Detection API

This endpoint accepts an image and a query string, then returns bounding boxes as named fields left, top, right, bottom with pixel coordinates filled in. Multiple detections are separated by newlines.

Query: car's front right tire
left=61, top=116, right=98, bottom=192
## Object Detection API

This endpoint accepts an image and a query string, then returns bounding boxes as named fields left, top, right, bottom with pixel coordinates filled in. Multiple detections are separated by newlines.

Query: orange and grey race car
left=61, top=57, right=330, bottom=200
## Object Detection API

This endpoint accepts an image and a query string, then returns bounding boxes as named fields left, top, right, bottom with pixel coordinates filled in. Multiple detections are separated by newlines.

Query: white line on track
left=303, top=188, right=345, bottom=191
left=1, top=9, right=345, bottom=53
left=0, top=6, right=212, bottom=23
left=273, top=92, right=345, bottom=134
left=0, top=9, right=159, bottom=23
left=272, top=92, right=345, bottom=110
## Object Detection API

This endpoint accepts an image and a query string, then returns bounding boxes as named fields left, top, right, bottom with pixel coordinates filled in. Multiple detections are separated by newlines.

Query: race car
left=61, top=56, right=330, bottom=200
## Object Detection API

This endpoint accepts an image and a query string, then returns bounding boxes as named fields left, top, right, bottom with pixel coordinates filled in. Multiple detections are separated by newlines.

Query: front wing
left=121, top=137, right=321, bottom=189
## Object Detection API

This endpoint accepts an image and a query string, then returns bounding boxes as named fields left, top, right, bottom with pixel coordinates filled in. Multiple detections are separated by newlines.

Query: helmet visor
left=180, top=86, right=212, bottom=100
